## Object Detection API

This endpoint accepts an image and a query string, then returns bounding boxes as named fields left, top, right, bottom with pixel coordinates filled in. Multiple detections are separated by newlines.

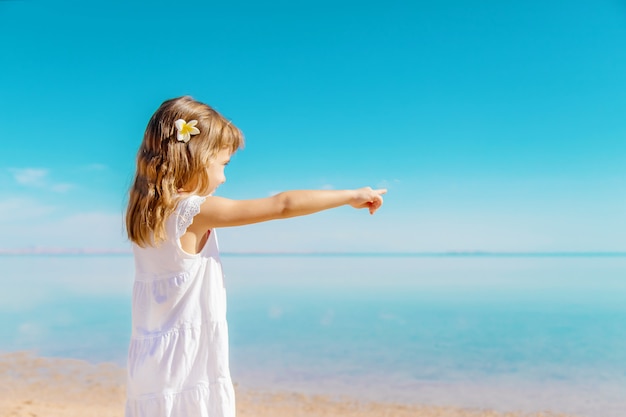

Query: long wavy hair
left=126, top=96, right=244, bottom=247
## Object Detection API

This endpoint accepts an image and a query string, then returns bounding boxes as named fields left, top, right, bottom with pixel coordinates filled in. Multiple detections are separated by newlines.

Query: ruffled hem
left=133, top=271, right=190, bottom=305
left=127, top=321, right=231, bottom=390
left=125, top=379, right=235, bottom=417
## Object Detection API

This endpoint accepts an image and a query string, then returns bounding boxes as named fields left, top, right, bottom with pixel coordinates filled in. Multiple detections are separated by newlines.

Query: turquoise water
left=0, top=254, right=625, bottom=416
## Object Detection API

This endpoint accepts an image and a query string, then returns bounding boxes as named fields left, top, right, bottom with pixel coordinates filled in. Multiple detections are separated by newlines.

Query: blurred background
left=1, top=0, right=625, bottom=254
left=1, top=1, right=626, bottom=416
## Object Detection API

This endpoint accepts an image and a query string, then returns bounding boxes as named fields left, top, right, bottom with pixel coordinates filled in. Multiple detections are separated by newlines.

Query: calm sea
left=0, top=254, right=625, bottom=417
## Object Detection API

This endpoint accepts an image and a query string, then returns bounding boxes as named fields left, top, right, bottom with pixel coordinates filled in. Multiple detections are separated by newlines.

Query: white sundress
left=125, top=195, right=235, bottom=417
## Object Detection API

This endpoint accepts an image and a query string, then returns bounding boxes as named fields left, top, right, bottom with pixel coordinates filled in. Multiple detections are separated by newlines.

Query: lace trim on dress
left=176, top=195, right=207, bottom=239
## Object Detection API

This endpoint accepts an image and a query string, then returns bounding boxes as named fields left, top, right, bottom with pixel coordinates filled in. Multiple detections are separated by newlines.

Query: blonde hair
left=126, top=96, right=244, bottom=247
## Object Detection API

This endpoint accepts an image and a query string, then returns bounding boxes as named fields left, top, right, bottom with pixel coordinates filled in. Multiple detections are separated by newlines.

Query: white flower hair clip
left=174, top=119, right=200, bottom=143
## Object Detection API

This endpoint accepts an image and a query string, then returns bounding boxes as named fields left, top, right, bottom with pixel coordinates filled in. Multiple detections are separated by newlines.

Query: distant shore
left=0, top=351, right=582, bottom=417
left=2, top=248, right=625, bottom=257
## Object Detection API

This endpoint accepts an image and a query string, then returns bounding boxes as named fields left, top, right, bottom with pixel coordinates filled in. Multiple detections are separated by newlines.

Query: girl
left=124, top=96, right=386, bottom=417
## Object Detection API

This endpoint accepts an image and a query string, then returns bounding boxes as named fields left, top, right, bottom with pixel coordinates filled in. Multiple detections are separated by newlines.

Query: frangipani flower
left=175, top=119, right=200, bottom=143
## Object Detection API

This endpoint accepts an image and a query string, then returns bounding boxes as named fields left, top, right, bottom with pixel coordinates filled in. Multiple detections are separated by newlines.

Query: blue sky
left=1, top=0, right=625, bottom=252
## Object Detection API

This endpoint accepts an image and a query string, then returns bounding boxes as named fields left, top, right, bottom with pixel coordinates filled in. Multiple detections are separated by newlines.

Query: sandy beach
left=0, top=351, right=581, bottom=417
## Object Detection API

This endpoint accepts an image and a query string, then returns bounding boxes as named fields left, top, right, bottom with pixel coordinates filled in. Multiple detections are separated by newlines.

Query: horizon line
left=0, top=248, right=625, bottom=258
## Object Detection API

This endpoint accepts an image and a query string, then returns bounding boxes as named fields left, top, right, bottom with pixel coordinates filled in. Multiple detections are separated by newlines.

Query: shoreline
left=0, top=351, right=584, bottom=417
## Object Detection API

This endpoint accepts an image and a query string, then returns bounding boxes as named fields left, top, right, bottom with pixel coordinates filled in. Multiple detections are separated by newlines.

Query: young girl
left=124, top=96, right=386, bottom=417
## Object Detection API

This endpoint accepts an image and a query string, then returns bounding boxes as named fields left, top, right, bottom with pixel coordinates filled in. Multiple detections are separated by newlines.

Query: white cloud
left=8, top=167, right=76, bottom=192
left=217, top=203, right=626, bottom=253
left=50, top=183, right=75, bottom=193
left=0, top=197, right=128, bottom=251
left=11, top=168, right=48, bottom=186
left=0, top=197, right=56, bottom=220
left=1, top=190, right=623, bottom=254
left=36, top=211, right=129, bottom=249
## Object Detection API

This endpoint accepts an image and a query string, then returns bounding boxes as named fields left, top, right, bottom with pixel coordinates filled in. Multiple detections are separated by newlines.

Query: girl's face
left=206, top=148, right=232, bottom=195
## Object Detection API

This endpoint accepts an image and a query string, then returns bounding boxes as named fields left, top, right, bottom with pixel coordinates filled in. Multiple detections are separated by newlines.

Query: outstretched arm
left=191, top=187, right=386, bottom=231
